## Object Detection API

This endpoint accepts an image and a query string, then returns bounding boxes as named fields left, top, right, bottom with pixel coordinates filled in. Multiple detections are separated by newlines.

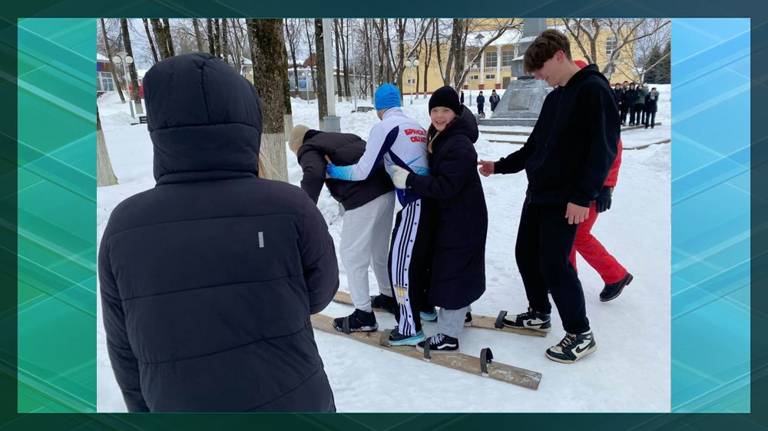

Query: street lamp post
left=112, top=51, right=135, bottom=118
left=405, top=57, right=419, bottom=105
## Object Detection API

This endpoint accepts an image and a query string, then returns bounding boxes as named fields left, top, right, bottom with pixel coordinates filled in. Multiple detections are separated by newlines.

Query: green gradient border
left=17, top=17, right=96, bottom=413
left=1, top=1, right=767, bottom=430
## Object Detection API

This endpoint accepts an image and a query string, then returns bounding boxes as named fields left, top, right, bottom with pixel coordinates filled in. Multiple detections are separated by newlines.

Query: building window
left=501, top=49, right=515, bottom=66
left=407, top=78, right=416, bottom=85
left=606, top=36, right=618, bottom=57
left=485, top=74, right=495, bottom=80
left=485, top=51, right=498, bottom=68
left=471, top=74, right=479, bottom=81
left=98, top=71, right=115, bottom=92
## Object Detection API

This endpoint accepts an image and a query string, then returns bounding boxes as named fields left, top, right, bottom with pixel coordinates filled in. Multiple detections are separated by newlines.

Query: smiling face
left=430, top=107, right=456, bottom=132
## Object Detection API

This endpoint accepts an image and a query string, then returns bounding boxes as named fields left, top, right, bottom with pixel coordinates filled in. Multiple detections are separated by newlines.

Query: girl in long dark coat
left=390, top=86, right=488, bottom=353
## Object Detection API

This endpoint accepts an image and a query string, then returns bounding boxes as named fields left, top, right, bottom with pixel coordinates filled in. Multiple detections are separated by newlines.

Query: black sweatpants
left=514, top=201, right=590, bottom=334
left=388, top=198, right=433, bottom=336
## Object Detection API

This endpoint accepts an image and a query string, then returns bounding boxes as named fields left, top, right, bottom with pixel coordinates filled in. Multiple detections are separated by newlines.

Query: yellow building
left=401, top=18, right=639, bottom=95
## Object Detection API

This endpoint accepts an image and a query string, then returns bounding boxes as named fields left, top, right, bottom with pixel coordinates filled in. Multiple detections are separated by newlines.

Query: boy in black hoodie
left=478, top=30, right=619, bottom=364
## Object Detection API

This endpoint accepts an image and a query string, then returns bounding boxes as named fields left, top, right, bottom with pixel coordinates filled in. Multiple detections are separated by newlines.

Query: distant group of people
left=460, top=89, right=501, bottom=118
left=100, top=29, right=635, bottom=413
left=613, top=81, right=660, bottom=128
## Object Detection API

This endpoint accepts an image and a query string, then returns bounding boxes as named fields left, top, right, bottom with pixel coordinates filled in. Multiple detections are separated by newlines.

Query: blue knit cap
left=374, top=84, right=401, bottom=110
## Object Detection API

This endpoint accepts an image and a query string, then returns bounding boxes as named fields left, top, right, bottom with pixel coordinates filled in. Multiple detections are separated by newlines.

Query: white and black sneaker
left=464, top=312, right=473, bottom=327
left=416, top=333, right=459, bottom=354
left=502, top=308, right=551, bottom=333
left=332, top=309, right=378, bottom=333
left=545, top=331, right=597, bottom=364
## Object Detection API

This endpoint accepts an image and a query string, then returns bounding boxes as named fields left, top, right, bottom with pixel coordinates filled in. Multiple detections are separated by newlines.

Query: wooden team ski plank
left=331, top=291, right=547, bottom=338
left=310, top=313, right=542, bottom=390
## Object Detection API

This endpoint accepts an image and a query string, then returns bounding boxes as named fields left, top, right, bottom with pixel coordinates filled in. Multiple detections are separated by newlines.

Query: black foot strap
left=480, top=347, right=494, bottom=375
left=495, top=311, right=507, bottom=329
left=342, top=317, right=351, bottom=334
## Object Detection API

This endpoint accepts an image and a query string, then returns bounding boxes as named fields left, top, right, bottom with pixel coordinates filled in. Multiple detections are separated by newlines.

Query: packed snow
left=97, top=85, right=672, bottom=413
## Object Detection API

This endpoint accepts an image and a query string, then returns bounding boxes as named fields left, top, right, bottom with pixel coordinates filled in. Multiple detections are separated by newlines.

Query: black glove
left=595, top=186, right=613, bottom=213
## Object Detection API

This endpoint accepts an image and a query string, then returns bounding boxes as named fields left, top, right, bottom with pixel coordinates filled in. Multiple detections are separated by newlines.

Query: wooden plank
left=311, top=313, right=542, bottom=390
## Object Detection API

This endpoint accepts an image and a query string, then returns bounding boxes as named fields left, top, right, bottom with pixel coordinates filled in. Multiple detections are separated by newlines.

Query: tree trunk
left=120, top=18, right=144, bottom=115
left=100, top=18, right=126, bottom=102
left=314, top=18, right=328, bottom=122
left=423, top=19, right=434, bottom=95
left=150, top=19, right=172, bottom=60
left=192, top=19, right=205, bottom=51
left=285, top=19, right=300, bottom=96
left=333, top=20, right=343, bottom=101
left=341, top=19, right=351, bottom=100
left=282, top=42, right=294, bottom=141
left=247, top=19, right=289, bottom=182
left=303, top=19, right=317, bottom=96
left=213, top=19, right=221, bottom=58
left=162, top=19, right=175, bottom=56
left=230, top=19, right=244, bottom=72
left=221, top=18, right=230, bottom=64
left=97, top=107, right=118, bottom=186
left=142, top=19, right=159, bottom=63
left=364, top=19, right=375, bottom=99
left=206, top=19, right=215, bottom=55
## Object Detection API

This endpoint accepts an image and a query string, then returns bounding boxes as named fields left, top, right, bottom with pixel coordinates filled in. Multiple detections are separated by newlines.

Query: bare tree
left=314, top=18, right=328, bottom=122
left=97, top=107, right=118, bottom=186
left=142, top=19, right=159, bottom=63
left=561, top=18, right=670, bottom=79
left=150, top=19, right=174, bottom=60
left=192, top=19, right=205, bottom=51
left=421, top=19, right=435, bottom=96
left=342, top=19, right=351, bottom=100
left=206, top=19, right=215, bottom=55
left=120, top=18, right=143, bottom=115
left=303, top=19, right=317, bottom=94
left=247, top=19, right=289, bottom=181
left=99, top=18, right=125, bottom=102
left=448, top=19, right=519, bottom=89
left=284, top=19, right=301, bottom=95
left=221, top=18, right=230, bottom=64
left=333, top=19, right=343, bottom=100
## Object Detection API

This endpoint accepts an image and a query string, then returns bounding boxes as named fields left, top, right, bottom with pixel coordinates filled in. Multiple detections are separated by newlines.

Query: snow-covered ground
left=97, top=85, right=671, bottom=413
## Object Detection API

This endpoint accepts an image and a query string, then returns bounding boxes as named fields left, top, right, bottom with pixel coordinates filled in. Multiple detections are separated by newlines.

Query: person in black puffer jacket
left=289, top=126, right=398, bottom=331
left=99, top=53, right=338, bottom=412
left=390, top=86, right=488, bottom=354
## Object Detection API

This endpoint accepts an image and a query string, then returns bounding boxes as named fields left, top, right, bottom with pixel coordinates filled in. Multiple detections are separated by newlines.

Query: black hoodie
left=494, top=64, right=619, bottom=207
left=99, top=53, right=338, bottom=412
left=406, top=107, right=488, bottom=309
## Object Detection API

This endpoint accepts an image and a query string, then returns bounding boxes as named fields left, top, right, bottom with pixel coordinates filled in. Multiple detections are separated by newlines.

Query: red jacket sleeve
left=603, top=137, right=623, bottom=187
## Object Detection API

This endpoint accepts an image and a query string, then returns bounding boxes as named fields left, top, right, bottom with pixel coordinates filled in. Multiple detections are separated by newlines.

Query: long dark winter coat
left=99, top=53, right=338, bottom=412
left=406, top=107, right=488, bottom=309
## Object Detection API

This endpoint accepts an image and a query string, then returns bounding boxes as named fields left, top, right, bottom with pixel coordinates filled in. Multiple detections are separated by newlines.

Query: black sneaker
left=502, top=308, right=551, bottom=333
left=371, top=294, right=398, bottom=315
left=599, top=273, right=633, bottom=302
left=388, top=327, right=425, bottom=346
left=332, top=309, right=378, bottom=333
left=416, top=333, right=459, bottom=354
left=464, top=312, right=473, bottom=327
left=545, top=331, right=597, bottom=364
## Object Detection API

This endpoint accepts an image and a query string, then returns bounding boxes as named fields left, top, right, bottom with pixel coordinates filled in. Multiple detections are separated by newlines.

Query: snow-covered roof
left=97, top=53, right=109, bottom=62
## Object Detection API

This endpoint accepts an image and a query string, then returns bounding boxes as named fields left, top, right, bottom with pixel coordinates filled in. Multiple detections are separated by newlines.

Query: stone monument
left=479, top=18, right=551, bottom=127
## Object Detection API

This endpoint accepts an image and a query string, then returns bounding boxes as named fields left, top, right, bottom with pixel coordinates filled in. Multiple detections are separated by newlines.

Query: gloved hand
left=595, top=186, right=613, bottom=213
left=390, top=165, right=411, bottom=189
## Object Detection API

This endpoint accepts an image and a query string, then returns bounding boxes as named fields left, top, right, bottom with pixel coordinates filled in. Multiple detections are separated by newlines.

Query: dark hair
left=523, top=29, right=571, bottom=73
